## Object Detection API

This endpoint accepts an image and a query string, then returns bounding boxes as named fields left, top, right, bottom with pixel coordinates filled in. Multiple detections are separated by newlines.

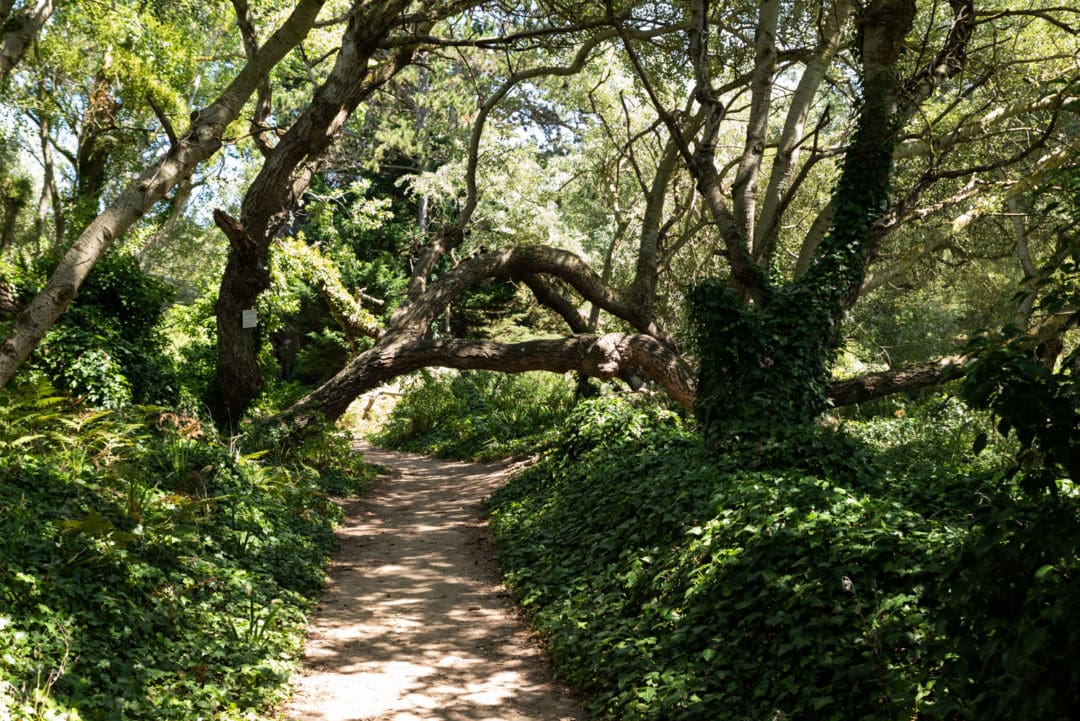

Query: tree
left=1, top=0, right=1076, bottom=437
left=0, top=0, right=329, bottom=387
left=206, top=0, right=435, bottom=427
left=285, top=0, right=1077, bottom=434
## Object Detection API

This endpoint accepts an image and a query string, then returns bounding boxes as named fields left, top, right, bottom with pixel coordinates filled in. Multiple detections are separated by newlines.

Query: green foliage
left=160, top=293, right=219, bottom=413
left=688, top=280, right=834, bottom=444
left=487, top=395, right=1080, bottom=720
left=373, top=370, right=577, bottom=461
left=447, top=280, right=529, bottom=339
left=0, top=382, right=373, bottom=720
left=241, top=414, right=378, bottom=499
left=258, top=174, right=408, bottom=389
left=845, top=393, right=1015, bottom=477
left=20, top=251, right=180, bottom=408
left=932, top=496, right=1080, bottom=720
left=960, top=329, right=1080, bottom=493
left=959, top=217, right=1080, bottom=494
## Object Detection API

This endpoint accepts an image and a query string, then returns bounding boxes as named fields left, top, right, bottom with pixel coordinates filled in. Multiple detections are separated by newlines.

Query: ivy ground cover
left=0, top=387, right=373, bottom=720
left=486, top=397, right=1080, bottom=720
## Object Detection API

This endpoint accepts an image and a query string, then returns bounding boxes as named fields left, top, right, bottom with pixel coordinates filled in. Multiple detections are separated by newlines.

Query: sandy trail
left=282, top=444, right=583, bottom=721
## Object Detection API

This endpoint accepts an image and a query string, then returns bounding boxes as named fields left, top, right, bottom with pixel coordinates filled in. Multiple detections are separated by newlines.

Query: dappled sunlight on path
left=283, top=445, right=582, bottom=721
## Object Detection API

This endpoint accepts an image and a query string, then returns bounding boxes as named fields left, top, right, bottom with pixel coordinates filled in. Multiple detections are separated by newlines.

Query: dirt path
left=282, top=444, right=584, bottom=721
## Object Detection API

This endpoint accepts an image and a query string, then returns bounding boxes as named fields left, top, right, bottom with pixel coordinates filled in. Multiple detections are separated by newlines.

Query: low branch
left=395, top=244, right=674, bottom=347
left=287, top=331, right=697, bottom=426
left=520, top=274, right=589, bottom=332
left=827, top=356, right=965, bottom=406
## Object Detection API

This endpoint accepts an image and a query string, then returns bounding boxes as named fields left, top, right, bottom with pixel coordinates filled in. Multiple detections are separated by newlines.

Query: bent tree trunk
left=0, top=0, right=328, bottom=389
left=290, top=331, right=695, bottom=428
left=283, top=243, right=694, bottom=430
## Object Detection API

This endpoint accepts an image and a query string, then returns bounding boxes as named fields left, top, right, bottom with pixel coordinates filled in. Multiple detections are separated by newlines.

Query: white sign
left=241, top=309, right=258, bottom=329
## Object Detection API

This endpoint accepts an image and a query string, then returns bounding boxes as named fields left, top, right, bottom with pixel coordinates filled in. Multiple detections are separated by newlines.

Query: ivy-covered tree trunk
left=691, top=0, right=918, bottom=445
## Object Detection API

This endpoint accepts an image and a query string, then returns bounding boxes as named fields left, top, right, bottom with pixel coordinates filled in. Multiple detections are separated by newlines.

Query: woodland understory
left=1, top=0, right=1079, bottom=719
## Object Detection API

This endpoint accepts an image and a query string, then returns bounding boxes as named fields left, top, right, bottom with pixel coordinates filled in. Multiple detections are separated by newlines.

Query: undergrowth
left=0, top=381, right=376, bottom=721
left=486, top=396, right=1080, bottom=721
left=372, top=370, right=576, bottom=461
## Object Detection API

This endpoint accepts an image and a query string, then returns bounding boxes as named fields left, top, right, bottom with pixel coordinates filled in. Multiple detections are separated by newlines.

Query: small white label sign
left=241, top=309, right=258, bottom=329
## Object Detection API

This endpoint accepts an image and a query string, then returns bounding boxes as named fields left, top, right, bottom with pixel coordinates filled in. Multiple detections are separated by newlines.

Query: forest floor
left=281, top=443, right=584, bottom=721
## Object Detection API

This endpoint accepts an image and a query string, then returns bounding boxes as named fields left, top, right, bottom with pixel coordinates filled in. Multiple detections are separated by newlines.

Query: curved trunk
left=287, top=332, right=696, bottom=429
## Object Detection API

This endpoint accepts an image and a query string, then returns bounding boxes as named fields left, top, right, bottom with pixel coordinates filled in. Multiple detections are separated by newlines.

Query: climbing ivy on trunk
left=691, top=0, right=918, bottom=447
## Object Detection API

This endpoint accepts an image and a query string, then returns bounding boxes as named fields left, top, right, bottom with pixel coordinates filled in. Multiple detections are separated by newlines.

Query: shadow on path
left=282, top=444, right=583, bottom=721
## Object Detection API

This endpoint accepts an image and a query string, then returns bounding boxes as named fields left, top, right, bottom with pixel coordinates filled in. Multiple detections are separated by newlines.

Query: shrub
left=373, top=369, right=577, bottom=460
left=0, top=382, right=373, bottom=720
left=21, top=251, right=180, bottom=407
left=486, top=395, right=1080, bottom=721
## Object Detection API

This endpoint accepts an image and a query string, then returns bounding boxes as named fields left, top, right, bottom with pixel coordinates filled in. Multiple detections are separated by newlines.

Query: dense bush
left=486, top=396, right=1080, bottom=721
left=13, top=251, right=181, bottom=408
left=0, top=382, right=377, bottom=720
left=373, top=370, right=577, bottom=460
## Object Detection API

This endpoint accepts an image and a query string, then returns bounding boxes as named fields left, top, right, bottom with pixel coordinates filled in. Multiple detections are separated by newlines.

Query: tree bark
left=287, top=332, right=696, bottom=428
left=693, top=0, right=924, bottom=440
left=208, top=0, right=417, bottom=426
left=394, top=245, right=674, bottom=346
left=626, top=134, right=682, bottom=320
left=0, top=0, right=55, bottom=88
left=32, top=106, right=64, bottom=251
left=0, top=279, right=18, bottom=318
left=284, top=336, right=977, bottom=430
left=0, top=0, right=328, bottom=389
left=754, top=0, right=852, bottom=263
left=827, top=356, right=965, bottom=406
left=731, top=0, right=779, bottom=252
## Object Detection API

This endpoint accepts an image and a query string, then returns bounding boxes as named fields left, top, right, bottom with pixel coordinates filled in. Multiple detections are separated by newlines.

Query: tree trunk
left=0, top=0, right=55, bottom=88
left=827, top=356, right=965, bottom=406
left=206, top=0, right=417, bottom=427
left=287, top=332, right=696, bottom=430
left=284, top=242, right=689, bottom=428
left=692, top=0, right=920, bottom=443
left=731, top=0, right=779, bottom=252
